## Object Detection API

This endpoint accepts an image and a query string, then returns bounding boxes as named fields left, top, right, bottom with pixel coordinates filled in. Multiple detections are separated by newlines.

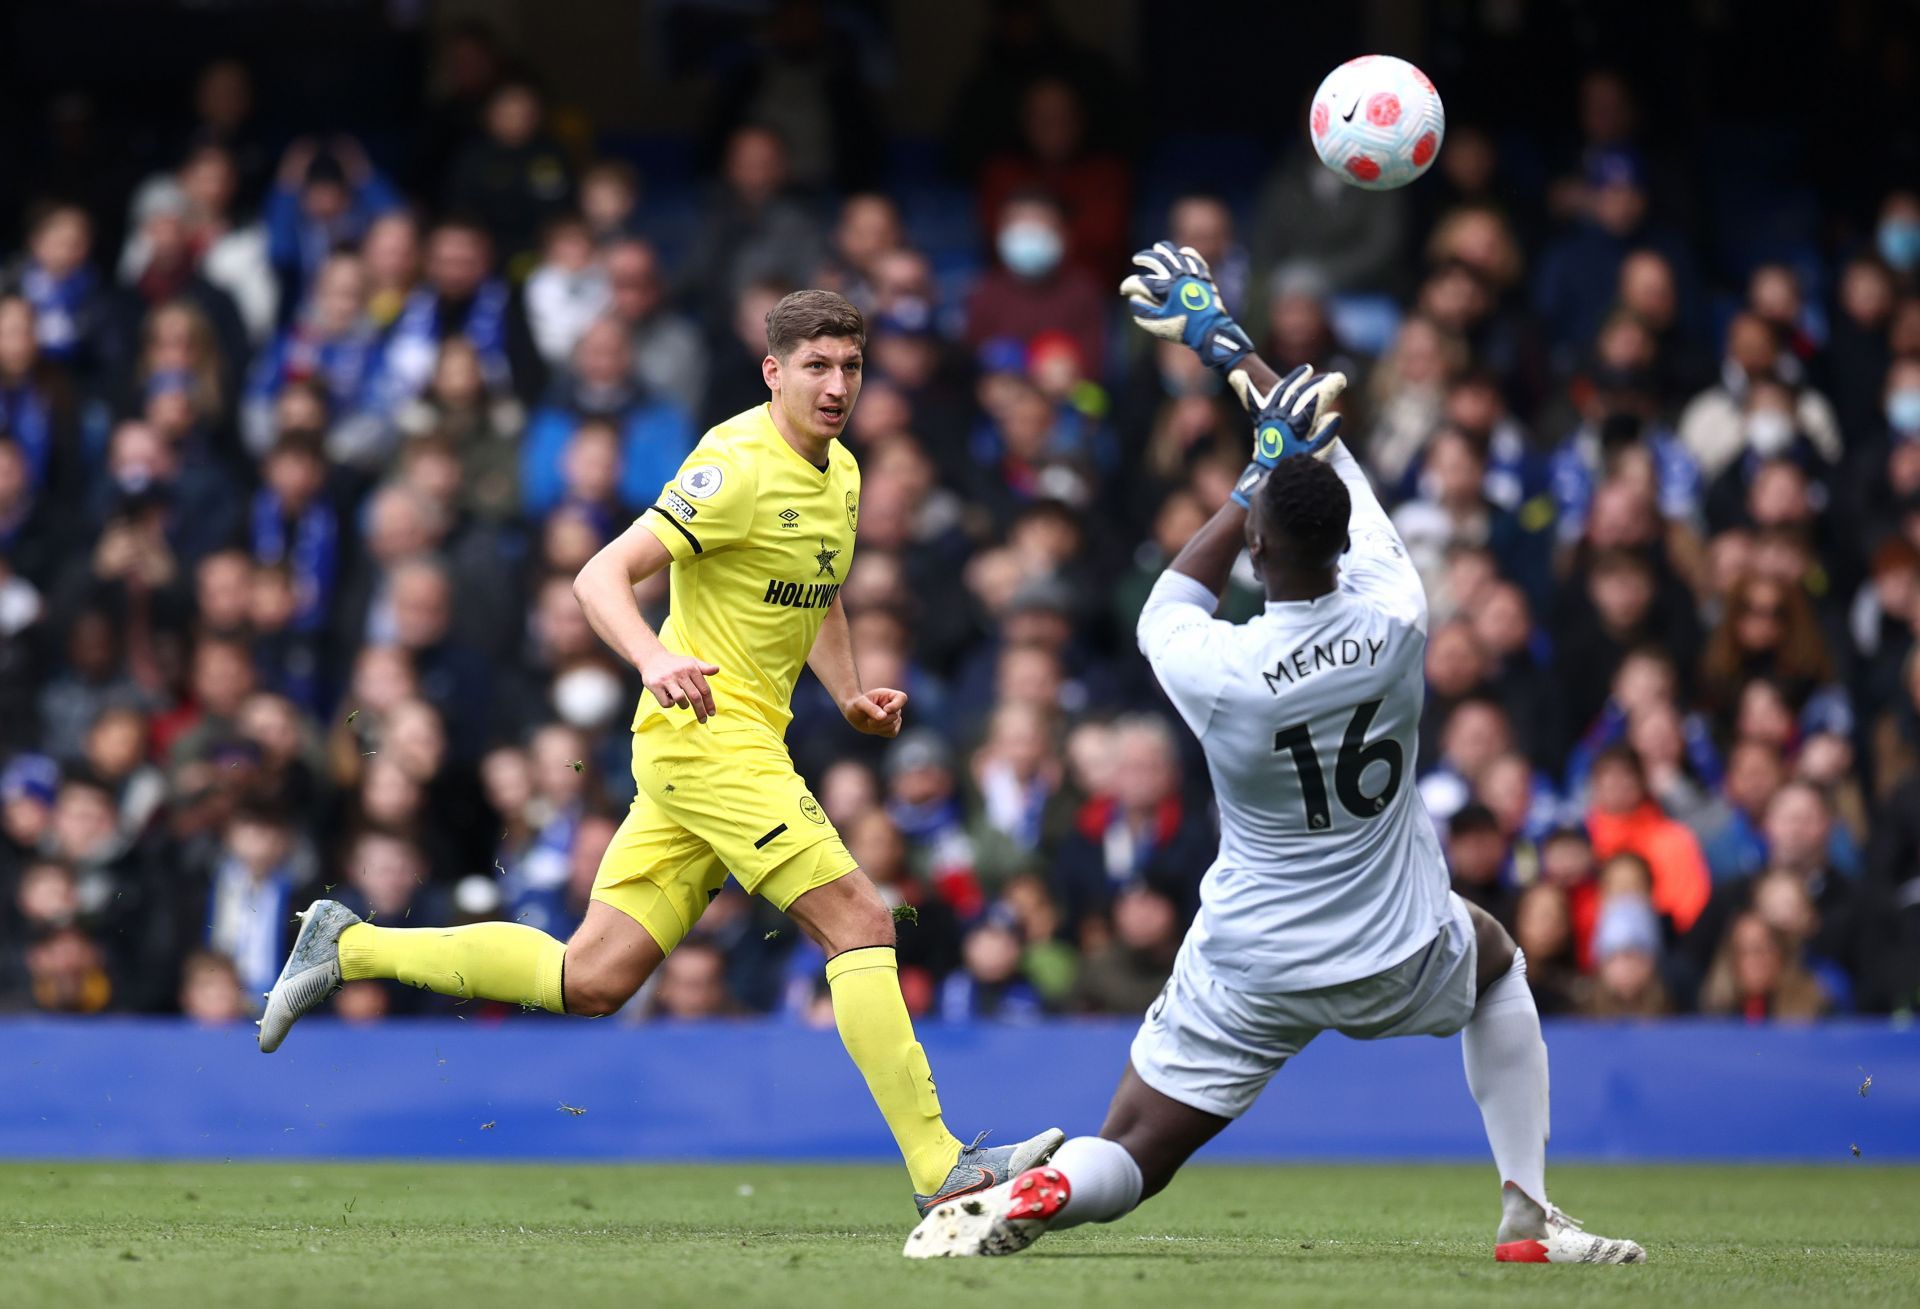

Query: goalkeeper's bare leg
left=907, top=904, right=1642, bottom=1263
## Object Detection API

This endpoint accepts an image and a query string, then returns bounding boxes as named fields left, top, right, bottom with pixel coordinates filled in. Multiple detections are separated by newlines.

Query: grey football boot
left=257, top=899, right=361, bottom=1052
left=912, top=1127, right=1066, bottom=1218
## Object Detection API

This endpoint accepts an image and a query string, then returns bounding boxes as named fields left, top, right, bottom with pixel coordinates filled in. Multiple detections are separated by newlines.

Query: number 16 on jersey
left=1271, top=698, right=1405, bottom=831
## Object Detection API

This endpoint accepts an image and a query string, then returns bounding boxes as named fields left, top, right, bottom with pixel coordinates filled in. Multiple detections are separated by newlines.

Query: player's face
left=768, top=335, right=863, bottom=442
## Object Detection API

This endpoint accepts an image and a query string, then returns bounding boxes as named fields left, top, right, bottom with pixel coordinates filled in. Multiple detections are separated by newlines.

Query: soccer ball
left=1309, top=55, right=1445, bottom=191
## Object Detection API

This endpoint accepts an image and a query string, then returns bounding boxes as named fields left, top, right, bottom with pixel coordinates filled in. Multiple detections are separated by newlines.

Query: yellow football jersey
left=635, top=403, right=860, bottom=735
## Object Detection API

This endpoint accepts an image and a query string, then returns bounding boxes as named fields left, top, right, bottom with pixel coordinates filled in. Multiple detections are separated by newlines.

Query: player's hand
left=1228, top=364, right=1347, bottom=508
left=1245, top=363, right=1347, bottom=466
left=844, top=687, right=907, bottom=738
left=642, top=652, right=720, bottom=722
left=1118, top=240, right=1254, bottom=373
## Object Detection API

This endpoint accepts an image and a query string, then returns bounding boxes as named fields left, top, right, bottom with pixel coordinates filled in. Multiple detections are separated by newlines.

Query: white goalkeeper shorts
left=1130, top=892, right=1480, bottom=1119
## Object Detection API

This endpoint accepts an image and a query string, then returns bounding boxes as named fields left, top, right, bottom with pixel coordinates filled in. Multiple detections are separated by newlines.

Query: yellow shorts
left=590, top=714, right=856, bottom=953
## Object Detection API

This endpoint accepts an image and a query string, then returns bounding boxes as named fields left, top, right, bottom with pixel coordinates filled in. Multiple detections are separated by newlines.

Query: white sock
left=1045, top=1135, right=1144, bottom=1229
left=1461, top=947, right=1550, bottom=1210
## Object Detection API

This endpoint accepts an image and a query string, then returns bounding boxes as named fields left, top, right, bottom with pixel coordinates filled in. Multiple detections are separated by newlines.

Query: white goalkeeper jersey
left=1137, top=443, right=1450, bottom=991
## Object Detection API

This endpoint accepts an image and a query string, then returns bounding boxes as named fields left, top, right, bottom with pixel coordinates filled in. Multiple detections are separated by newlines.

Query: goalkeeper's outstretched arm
left=1119, top=238, right=1420, bottom=627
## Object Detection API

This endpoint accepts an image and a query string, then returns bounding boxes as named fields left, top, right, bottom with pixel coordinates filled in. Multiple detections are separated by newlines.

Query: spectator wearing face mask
left=976, top=77, right=1132, bottom=282
left=1885, top=355, right=1920, bottom=447
left=1702, top=375, right=1836, bottom=536
left=1849, top=357, right=1920, bottom=552
left=966, top=190, right=1106, bottom=370
left=1678, top=313, right=1843, bottom=481
left=1873, top=189, right=1920, bottom=290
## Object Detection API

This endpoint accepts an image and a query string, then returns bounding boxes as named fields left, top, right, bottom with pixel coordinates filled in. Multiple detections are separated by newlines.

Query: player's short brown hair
left=765, top=289, right=865, bottom=359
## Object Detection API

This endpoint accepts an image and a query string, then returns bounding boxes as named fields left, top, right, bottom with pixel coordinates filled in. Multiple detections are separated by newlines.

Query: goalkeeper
left=905, top=244, right=1645, bottom=1266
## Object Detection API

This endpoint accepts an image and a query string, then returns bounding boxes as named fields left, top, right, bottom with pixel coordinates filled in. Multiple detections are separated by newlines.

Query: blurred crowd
left=4, top=2, right=1920, bottom=1030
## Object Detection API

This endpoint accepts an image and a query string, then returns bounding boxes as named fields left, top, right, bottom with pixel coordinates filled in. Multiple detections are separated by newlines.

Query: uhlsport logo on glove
left=1119, top=240, right=1253, bottom=373
left=1258, top=425, right=1285, bottom=461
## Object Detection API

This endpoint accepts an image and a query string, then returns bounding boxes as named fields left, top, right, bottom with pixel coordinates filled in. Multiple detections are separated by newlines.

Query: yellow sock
left=338, top=922, right=567, bottom=1014
left=825, top=945, right=965, bottom=1194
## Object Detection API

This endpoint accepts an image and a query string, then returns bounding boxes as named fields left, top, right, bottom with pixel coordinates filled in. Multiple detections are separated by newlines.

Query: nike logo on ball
left=1341, top=103, right=1357, bottom=122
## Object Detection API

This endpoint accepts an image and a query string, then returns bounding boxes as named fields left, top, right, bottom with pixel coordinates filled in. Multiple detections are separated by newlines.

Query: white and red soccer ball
left=1309, top=55, right=1445, bottom=192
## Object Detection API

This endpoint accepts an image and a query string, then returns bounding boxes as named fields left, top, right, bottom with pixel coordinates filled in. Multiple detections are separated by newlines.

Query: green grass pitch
left=4, top=1162, right=1916, bottom=1308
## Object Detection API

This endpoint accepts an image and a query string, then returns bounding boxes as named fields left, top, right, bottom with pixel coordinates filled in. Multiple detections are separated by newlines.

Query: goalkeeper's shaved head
left=1250, top=456, right=1350, bottom=588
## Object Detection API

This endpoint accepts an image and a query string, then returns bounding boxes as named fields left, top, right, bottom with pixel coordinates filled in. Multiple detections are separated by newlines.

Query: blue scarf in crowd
left=0, top=380, right=53, bottom=489
left=250, top=488, right=339, bottom=634
left=383, top=280, right=512, bottom=403
left=271, top=321, right=385, bottom=416
left=18, top=261, right=95, bottom=362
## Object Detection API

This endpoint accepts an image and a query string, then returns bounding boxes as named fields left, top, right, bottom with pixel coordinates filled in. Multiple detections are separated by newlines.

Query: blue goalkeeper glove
left=1230, top=364, right=1348, bottom=507
left=1118, top=241, right=1255, bottom=373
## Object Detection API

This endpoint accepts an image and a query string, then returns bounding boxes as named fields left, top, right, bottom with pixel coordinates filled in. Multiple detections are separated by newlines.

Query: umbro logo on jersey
left=779, top=508, right=800, bottom=528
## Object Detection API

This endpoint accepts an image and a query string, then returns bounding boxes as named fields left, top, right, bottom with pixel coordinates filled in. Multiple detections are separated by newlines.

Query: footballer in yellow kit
left=592, top=398, right=867, bottom=954
left=256, top=289, right=1062, bottom=1213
